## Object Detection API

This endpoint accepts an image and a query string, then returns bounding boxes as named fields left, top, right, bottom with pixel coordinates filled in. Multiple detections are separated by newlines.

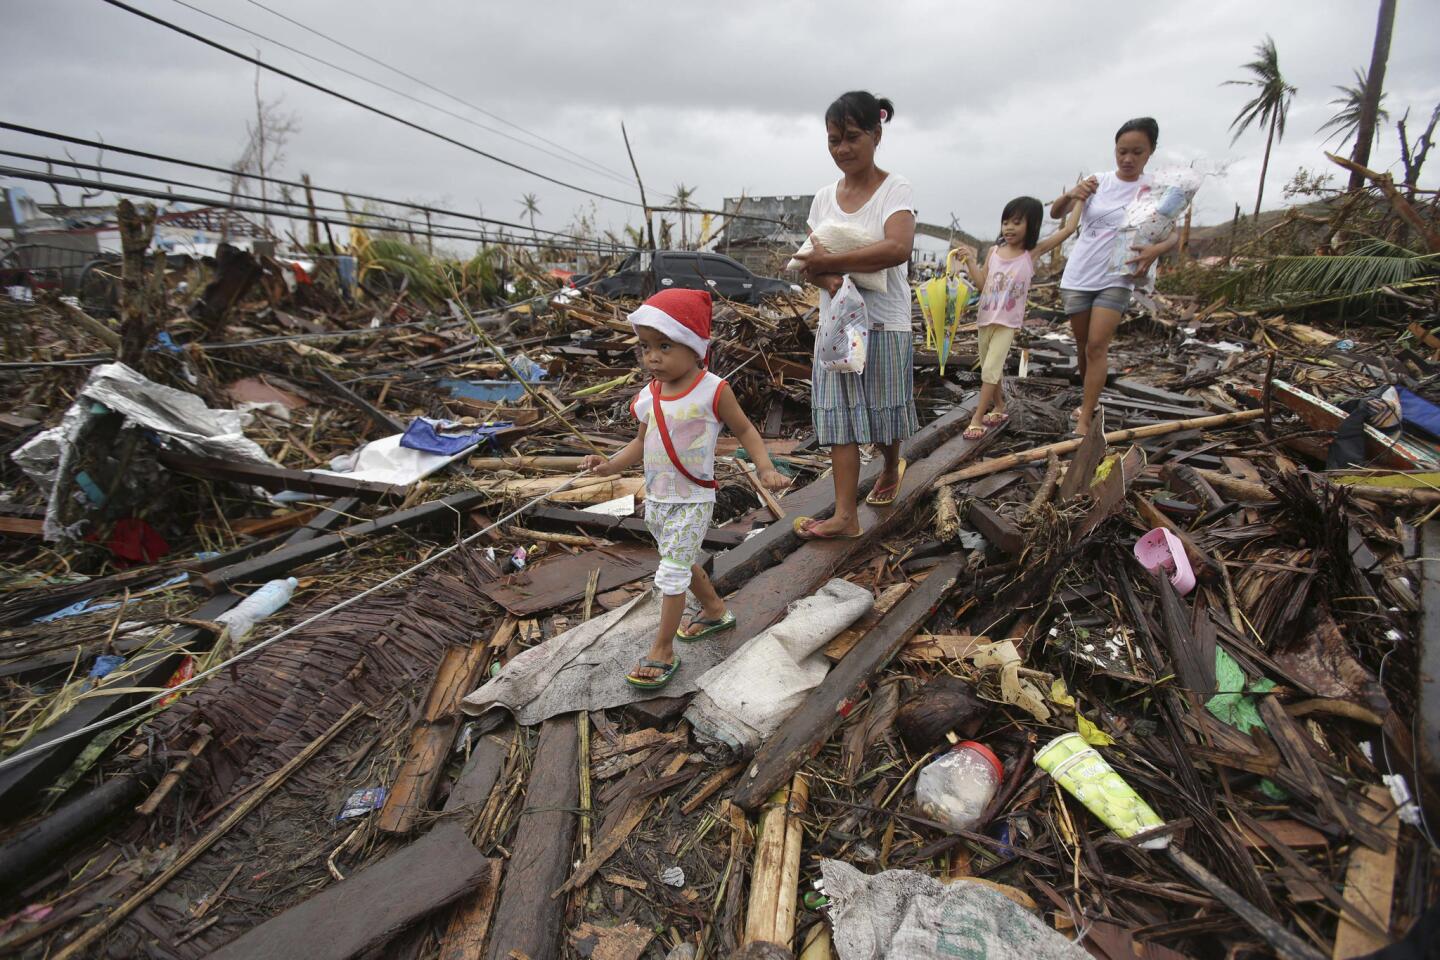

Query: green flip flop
left=677, top=610, right=736, bottom=643
left=625, top=656, right=680, bottom=689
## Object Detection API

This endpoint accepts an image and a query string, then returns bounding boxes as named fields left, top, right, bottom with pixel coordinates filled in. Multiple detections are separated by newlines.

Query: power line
left=0, top=147, right=604, bottom=248
left=165, top=0, right=632, bottom=188
left=241, top=0, right=634, bottom=184
left=0, top=164, right=632, bottom=254
left=0, top=122, right=624, bottom=244
left=99, top=0, right=644, bottom=208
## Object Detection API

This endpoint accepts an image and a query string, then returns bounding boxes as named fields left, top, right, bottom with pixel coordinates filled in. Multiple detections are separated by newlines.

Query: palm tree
left=1349, top=0, right=1396, bottom=190
left=1320, top=68, right=1390, bottom=150
left=1225, top=36, right=1298, bottom=218
left=518, top=193, right=541, bottom=248
left=670, top=183, right=696, bottom=249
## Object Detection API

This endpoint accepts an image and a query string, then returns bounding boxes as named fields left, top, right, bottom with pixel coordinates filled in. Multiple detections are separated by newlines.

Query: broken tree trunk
left=733, top=561, right=962, bottom=810
left=208, top=823, right=492, bottom=960
left=116, top=198, right=157, bottom=367
left=484, top=716, right=579, bottom=960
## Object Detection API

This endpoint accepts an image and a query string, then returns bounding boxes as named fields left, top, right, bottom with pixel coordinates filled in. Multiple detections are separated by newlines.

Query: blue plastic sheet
left=399, top=418, right=512, bottom=456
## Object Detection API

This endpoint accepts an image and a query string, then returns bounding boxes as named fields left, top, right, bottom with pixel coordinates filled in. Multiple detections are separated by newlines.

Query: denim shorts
left=1060, top=286, right=1131, bottom=316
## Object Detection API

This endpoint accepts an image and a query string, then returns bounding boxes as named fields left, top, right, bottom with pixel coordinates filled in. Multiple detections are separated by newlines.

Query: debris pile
left=1, top=189, right=1438, bottom=960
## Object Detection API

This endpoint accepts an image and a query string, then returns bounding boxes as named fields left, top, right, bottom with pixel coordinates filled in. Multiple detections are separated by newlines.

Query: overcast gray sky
left=4, top=0, right=1438, bottom=252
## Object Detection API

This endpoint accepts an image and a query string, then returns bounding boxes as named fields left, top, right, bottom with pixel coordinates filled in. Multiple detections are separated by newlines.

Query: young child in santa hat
left=582, top=288, right=790, bottom=689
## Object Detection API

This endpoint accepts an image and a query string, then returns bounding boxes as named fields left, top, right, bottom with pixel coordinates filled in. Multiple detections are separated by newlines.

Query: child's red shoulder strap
left=648, top=379, right=717, bottom=490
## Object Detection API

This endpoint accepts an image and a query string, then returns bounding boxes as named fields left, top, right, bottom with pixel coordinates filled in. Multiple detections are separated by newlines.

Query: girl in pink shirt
left=954, top=196, right=1080, bottom=439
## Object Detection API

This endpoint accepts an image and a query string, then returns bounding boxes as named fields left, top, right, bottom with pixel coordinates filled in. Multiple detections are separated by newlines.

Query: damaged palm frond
left=1216, top=237, right=1440, bottom=306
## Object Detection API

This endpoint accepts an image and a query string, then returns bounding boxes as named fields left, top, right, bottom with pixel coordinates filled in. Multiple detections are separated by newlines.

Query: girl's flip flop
left=793, top=516, right=862, bottom=541
left=963, top=424, right=989, bottom=440
left=677, top=610, right=736, bottom=643
left=625, top=656, right=680, bottom=689
left=865, top=458, right=907, bottom=507
left=981, top=412, right=1009, bottom=427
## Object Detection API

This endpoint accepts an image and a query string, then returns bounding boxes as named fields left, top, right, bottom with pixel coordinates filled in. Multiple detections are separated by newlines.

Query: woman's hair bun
left=1115, top=117, right=1159, bottom=149
left=825, top=92, right=895, bottom=132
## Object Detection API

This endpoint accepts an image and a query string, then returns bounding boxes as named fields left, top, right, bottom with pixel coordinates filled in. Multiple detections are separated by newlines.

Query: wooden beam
left=199, top=491, right=486, bottom=592
left=1248, top=380, right=1436, bottom=470
left=965, top=502, right=1023, bottom=556
left=733, top=561, right=962, bottom=810
left=484, top=716, right=579, bottom=960
left=158, top=449, right=406, bottom=502
left=209, top=823, right=492, bottom=960
left=318, top=370, right=406, bottom=434
left=377, top=639, right=490, bottom=834
left=1332, top=785, right=1400, bottom=957
left=711, top=404, right=974, bottom=593
left=1420, top=522, right=1440, bottom=792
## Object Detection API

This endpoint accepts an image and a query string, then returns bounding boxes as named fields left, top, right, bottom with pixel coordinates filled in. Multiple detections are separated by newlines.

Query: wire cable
left=166, top=0, right=632, bottom=188
left=0, top=163, right=630, bottom=254
left=241, top=0, right=634, bottom=183
left=0, top=473, right=593, bottom=772
left=0, top=148, right=604, bottom=248
left=99, top=0, right=644, bottom=208
left=0, top=121, right=614, bottom=241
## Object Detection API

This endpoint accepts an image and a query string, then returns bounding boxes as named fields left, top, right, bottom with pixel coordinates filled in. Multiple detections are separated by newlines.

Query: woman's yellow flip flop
left=865, top=458, right=907, bottom=507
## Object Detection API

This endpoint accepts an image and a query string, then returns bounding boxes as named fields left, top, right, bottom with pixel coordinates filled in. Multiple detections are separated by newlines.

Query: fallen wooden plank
left=1059, top=407, right=1107, bottom=502
left=378, top=639, right=490, bottom=834
left=733, top=561, right=962, bottom=810
left=55, top=704, right=364, bottom=960
left=966, top=502, right=1023, bottom=556
left=568, top=922, right=654, bottom=960
left=710, top=403, right=973, bottom=593
left=478, top=543, right=658, bottom=617
left=186, top=497, right=362, bottom=574
left=209, top=822, right=492, bottom=960
left=1114, top=379, right=1205, bottom=408
left=485, top=716, right=580, bottom=960
left=200, top=491, right=487, bottom=592
left=1333, top=786, right=1400, bottom=957
left=438, top=859, right=504, bottom=960
left=824, top=582, right=912, bottom=661
left=157, top=449, right=406, bottom=502
left=0, top=517, right=43, bottom=537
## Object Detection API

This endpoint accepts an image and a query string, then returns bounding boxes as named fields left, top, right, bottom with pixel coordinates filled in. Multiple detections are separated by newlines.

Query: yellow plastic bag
left=914, top=250, right=972, bottom=373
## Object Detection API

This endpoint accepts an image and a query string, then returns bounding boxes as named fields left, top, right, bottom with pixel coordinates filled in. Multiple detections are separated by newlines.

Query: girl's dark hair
left=825, top=91, right=895, bottom=132
left=1115, top=117, right=1159, bottom=149
left=1000, top=196, right=1044, bottom=250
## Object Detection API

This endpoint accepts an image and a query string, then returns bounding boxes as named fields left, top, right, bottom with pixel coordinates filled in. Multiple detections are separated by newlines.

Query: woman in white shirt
left=1050, top=118, right=1179, bottom=437
left=792, top=91, right=917, bottom=540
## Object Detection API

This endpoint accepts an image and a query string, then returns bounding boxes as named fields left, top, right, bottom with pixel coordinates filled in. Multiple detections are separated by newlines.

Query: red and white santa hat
left=628, top=289, right=712, bottom=361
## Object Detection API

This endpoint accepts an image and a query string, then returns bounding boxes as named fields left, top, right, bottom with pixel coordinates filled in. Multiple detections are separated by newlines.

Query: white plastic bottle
left=914, top=740, right=1004, bottom=832
left=216, top=577, right=299, bottom=641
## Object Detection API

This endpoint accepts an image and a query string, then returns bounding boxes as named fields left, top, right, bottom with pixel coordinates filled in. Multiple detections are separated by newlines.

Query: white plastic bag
left=787, top=222, right=887, bottom=292
left=1108, top=166, right=1206, bottom=287
left=816, top=276, right=870, bottom=374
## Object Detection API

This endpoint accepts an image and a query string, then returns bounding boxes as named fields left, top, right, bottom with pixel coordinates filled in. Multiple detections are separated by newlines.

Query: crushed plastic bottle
left=215, top=577, right=299, bottom=642
left=914, top=740, right=1003, bottom=832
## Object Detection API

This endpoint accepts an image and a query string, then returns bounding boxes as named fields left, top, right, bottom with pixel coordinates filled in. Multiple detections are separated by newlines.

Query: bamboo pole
left=470, top=455, right=589, bottom=471
left=744, top=782, right=792, bottom=946
left=935, top=410, right=1265, bottom=486
left=54, top=704, right=364, bottom=960
left=772, top=774, right=809, bottom=949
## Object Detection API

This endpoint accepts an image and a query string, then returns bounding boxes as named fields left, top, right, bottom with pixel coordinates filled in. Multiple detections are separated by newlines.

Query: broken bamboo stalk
left=54, top=703, right=364, bottom=960
left=40, top=291, right=121, bottom=349
left=935, top=409, right=1265, bottom=486
left=470, top=455, right=588, bottom=471
left=744, top=773, right=808, bottom=949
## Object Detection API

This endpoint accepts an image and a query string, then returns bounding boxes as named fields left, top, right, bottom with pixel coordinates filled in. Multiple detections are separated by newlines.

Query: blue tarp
left=1397, top=386, right=1440, bottom=441
left=399, top=418, right=512, bottom=456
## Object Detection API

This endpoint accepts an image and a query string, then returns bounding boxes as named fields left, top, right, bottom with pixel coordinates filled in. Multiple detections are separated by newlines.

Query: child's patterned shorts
left=643, top=500, right=713, bottom=595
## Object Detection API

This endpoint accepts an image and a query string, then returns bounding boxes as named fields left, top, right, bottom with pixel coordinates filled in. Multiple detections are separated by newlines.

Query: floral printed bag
left=816, top=276, right=870, bottom=375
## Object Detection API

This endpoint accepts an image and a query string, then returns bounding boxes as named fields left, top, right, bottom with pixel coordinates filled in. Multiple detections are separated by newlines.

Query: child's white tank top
left=630, top=371, right=726, bottom=503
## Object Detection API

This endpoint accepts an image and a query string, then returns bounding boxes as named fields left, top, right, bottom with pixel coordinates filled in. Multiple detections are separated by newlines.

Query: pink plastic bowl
left=1134, top=527, right=1196, bottom=596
